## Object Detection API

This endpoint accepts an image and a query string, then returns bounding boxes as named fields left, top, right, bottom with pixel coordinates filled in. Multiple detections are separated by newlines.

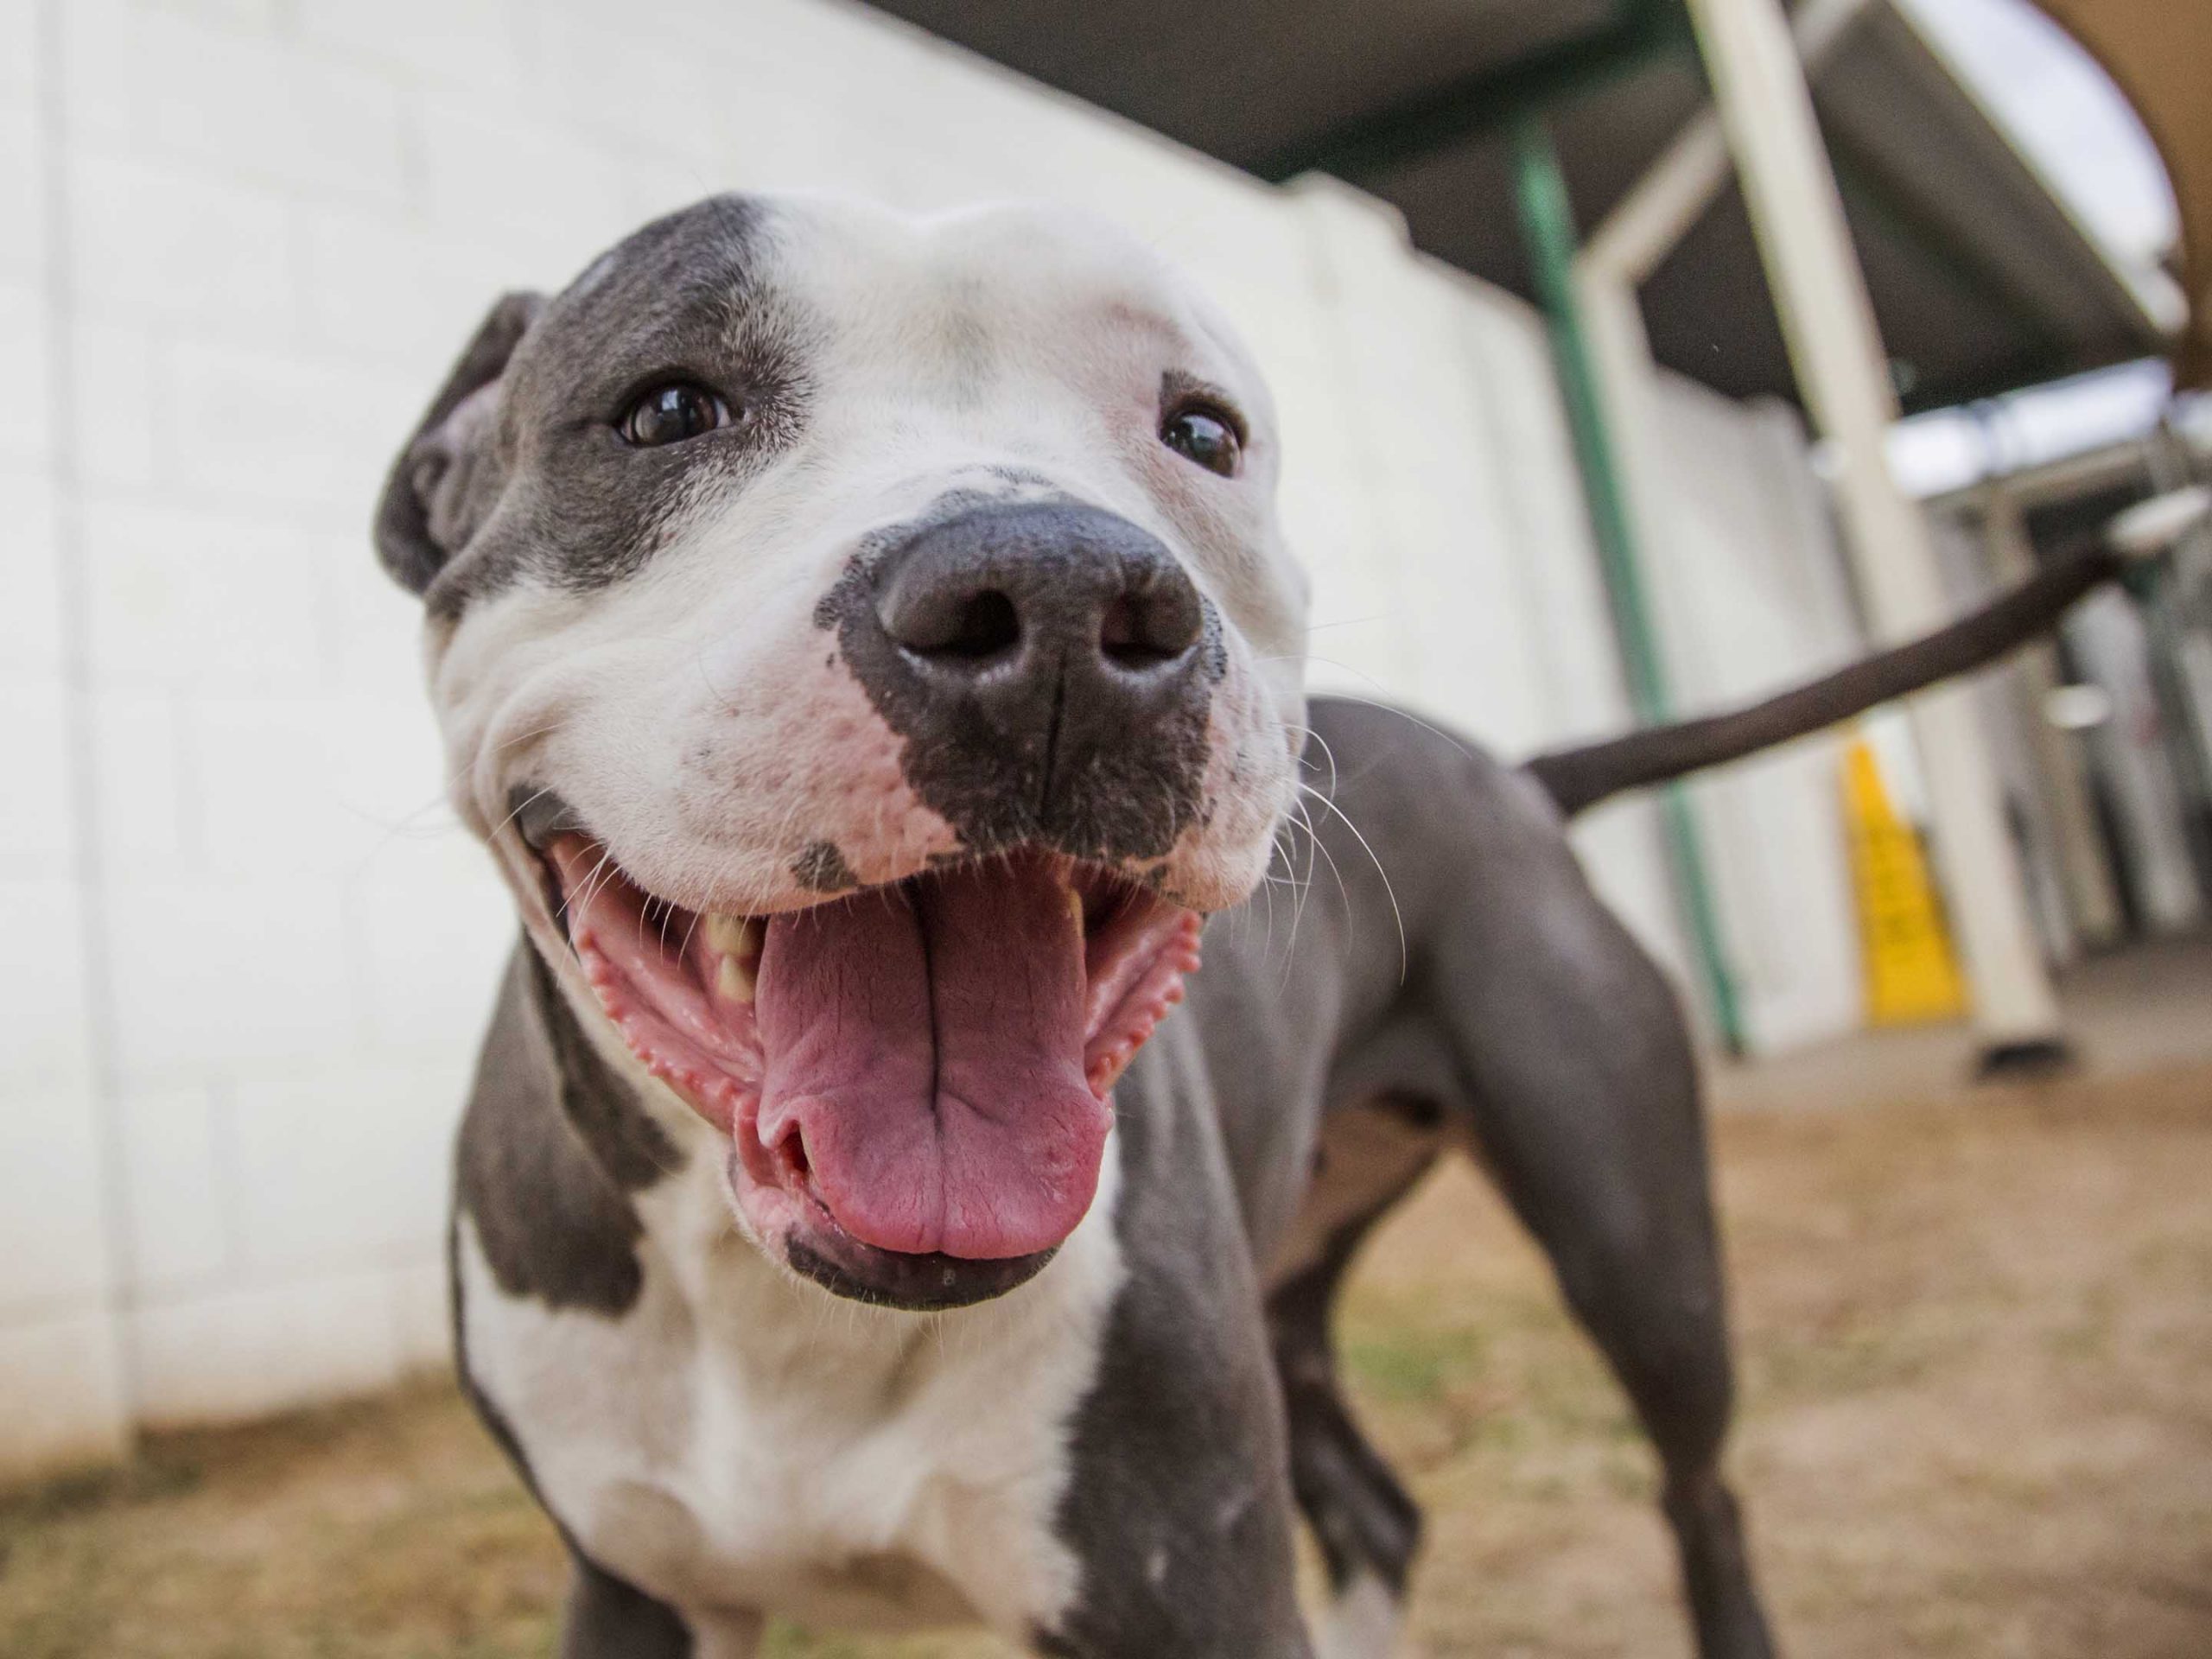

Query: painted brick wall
left=3, top=0, right=133, bottom=1481
left=2, top=0, right=1857, bottom=1474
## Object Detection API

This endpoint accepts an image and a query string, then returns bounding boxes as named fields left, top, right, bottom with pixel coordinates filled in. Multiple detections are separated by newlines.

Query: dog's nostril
left=880, top=581, right=1022, bottom=662
left=940, top=590, right=1020, bottom=659
left=867, top=504, right=1206, bottom=690
left=1100, top=587, right=1203, bottom=670
left=1101, top=596, right=1176, bottom=668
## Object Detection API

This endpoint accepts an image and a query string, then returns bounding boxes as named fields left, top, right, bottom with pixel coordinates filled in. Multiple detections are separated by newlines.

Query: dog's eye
left=619, top=383, right=732, bottom=447
left=1160, top=404, right=1243, bottom=477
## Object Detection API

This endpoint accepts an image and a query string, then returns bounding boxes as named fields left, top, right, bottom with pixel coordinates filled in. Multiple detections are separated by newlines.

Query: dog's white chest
left=456, top=1154, right=1122, bottom=1637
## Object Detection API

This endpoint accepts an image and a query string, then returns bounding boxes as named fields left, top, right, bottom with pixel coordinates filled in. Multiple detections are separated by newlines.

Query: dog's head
left=378, top=194, right=1307, bottom=1308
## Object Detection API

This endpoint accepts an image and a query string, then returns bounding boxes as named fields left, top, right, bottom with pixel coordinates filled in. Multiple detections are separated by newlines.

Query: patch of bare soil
left=4, top=1063, right=2207, bottom=1657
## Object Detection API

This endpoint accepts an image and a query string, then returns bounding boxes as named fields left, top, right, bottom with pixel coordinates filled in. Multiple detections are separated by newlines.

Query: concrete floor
left=1710, top=930, right=2212, bottom=1113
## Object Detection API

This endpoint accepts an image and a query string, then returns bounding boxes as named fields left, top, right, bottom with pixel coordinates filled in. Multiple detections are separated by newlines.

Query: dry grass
left=5, top=1063, right=2209, bottom=1658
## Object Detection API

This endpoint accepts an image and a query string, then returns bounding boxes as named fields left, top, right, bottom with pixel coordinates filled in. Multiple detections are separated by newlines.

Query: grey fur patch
left=375, top=195, right=815, bottom=619
left=455, top=948, right=683, bottom=1317
left=1040, top=1026, right=1312, bottom=1656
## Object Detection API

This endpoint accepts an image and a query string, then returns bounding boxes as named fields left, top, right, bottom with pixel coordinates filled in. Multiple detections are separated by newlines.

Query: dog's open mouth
left=532, top=826, right=1199, bottom=1287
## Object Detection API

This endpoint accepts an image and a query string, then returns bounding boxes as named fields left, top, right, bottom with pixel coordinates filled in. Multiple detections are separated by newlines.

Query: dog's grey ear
left=373, top=290, right=544, bottom=595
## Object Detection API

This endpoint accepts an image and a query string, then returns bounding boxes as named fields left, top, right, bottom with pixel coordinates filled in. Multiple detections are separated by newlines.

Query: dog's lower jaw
left=784, top=1231, right=1061, bottom=1311
left=710, top=1092, right=1060, bottom=1310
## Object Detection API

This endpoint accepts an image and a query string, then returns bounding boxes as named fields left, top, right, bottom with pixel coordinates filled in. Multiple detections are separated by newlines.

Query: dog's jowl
left=379, top=194, right=1779, bottom=1658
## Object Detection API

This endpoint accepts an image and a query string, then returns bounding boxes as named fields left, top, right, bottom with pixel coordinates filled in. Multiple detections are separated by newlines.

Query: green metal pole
left=1511, top=112, right=1748, bottom=1054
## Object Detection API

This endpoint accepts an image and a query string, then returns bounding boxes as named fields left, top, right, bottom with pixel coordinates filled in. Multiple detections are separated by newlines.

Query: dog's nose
left=875, top=500, right=1205, bottom=688
left=831, top=499, right=1218, bottom=860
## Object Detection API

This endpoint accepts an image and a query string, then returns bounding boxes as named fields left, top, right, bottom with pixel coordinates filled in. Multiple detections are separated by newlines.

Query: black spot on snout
left=792, top=840, right=860, bottom=893
left=819, top=498, right=1222, bottom=863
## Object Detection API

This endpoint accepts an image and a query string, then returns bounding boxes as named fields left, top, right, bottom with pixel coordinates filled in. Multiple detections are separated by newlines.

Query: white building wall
left=1643, top=383, right=1868, bottom=1052
left=1, top=6, right=135, bottom=1481
left=1287, top=182, right=1699, bottom=989
left=1, top=0, right=1855, bottom=1471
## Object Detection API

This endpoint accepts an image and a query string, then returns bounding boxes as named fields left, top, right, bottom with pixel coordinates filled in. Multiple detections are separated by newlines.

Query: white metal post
left=1584, top=0, right=1873, bottom=289
left=1572, top=0, right=1878, bottom=809
left=1980, top=482, right=2126, bottom=952
left=1682, top=0, right=2067, bottom=1058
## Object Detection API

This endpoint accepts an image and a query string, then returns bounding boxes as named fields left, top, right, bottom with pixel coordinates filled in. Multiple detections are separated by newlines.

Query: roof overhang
left=860, top=0, right=2179, bottom=410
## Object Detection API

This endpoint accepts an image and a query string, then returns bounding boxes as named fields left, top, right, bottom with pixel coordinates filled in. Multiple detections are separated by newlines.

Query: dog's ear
left=373, top=290, right=545, bottom=596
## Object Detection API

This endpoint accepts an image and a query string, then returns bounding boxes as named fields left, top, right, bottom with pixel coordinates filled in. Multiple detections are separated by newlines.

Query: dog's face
left=378, top=194, right=1307, bottom=1308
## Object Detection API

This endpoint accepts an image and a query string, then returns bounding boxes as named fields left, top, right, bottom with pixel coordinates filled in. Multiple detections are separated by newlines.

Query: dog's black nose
left=828, top=499, right=1219, bottom=861
left=875, top=501, right=1205, bottom=684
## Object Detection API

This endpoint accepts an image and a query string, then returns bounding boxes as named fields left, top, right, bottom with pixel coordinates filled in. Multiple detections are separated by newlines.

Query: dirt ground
left=4, top=1060, right=2209, bottom=1659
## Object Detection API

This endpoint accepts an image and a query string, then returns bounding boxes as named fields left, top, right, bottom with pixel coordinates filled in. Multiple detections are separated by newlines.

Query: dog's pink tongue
left=753, top=856, right=1109, bottom=1261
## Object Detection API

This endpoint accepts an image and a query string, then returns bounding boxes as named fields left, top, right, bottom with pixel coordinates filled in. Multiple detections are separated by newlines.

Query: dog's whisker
left=1292, top=723, right=1344, bottom=804
left=1287, top=802, right=1324, bottom=969
left=571, top=844, right=620, bottom=931
left=1287, top=791, right=1347, bottom=916
left=339, top=791, right=475, bottom=877
left=1256, top=845, right=1279, bottom=970
left=1272, top=798, right=1328, bottom=985
left=351, top=717, right=564, bottom=865
left=489, top=784, right=556, bottom=849
left=1301, top=676, right=1482, bottom=767
left=1297, top=781, right=1407, bottom=983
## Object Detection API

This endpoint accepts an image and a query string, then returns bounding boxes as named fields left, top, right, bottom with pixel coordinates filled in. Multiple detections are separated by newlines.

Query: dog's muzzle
left=510, top=501, right=1241, bottom=1306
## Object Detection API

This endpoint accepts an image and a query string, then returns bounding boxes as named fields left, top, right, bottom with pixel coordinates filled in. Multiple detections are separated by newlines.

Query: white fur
left=692, top=1611, right=766, bottom=1659
left=1320, top=1569, right=1405, bottom=1659
left=460, top=1128, right=1125, bottom=1639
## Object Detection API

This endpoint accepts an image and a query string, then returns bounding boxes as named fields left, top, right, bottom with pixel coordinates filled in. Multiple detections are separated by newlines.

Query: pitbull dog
left=375, top=193, right=2119, bottom=1659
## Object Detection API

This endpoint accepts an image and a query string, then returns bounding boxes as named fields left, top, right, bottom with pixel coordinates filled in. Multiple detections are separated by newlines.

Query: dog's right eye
left=619, top=383, right=733, bottom=447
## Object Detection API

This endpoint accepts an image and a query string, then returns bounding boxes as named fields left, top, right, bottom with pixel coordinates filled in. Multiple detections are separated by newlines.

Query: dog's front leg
left=1030, top=1285, right=1315, bottom=1659
left=1031, top=1059, right=1317, bottom=1659
left=558, top=1550, right=762, bottom=1659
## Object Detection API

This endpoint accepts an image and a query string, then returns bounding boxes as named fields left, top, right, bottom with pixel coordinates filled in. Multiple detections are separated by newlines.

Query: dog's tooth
left=1066, top=889, right=1084, bottom=931
left=717, top=955, right=757, bottom=1004
left=706, top=912, right=762, bottom=957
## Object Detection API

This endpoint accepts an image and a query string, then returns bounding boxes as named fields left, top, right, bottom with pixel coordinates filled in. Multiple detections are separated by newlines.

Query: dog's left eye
left=1160, top=404, right=1243, bottom=477
left=619, top=383, right=733, bottom=447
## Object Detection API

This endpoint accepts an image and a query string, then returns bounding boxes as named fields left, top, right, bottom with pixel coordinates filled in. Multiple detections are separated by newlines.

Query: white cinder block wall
left=2, top=0, right=1860, bottom=1475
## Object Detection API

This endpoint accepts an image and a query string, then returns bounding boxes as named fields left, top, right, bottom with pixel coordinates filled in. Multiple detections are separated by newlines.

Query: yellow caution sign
left=1843, top=736, right=1968, bottom=1025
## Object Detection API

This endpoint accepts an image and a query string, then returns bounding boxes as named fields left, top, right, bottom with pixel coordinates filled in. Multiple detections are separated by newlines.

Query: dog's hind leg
left=1416, top=846, right=1777, bottom=1659
left=1537, top=1179, right=1770, bottom=1659
left=1533, top=1163, right=1770, bottom=1659
left=1268, top=701, right=1773, bottom=1653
